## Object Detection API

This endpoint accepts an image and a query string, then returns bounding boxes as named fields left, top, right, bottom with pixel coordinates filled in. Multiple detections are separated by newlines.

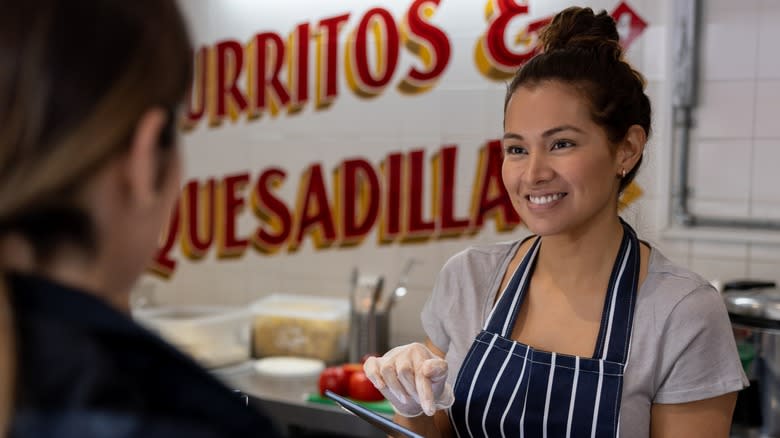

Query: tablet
left=323, top=390, right=424, bottom=438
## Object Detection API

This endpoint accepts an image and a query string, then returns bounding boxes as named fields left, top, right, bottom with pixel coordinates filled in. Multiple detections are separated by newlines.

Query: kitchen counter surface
left=214, top=362, right=388, bottom=438
left=213, top=362, right=758, bottom=438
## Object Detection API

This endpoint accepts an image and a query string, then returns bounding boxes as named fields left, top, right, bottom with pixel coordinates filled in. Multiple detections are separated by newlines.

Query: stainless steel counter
left=215, top=362, right=758, bottom=438
left=214, top=363, right=388, bottom=438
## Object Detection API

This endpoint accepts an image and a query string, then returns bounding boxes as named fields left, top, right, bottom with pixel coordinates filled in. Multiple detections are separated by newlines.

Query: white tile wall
left=751, top=139, right=780, bottom=203
left=691, top=241, right=749, bottom=260
left=673, top=0, right=780, bottom=292
left=754, top=80, right=780, bottom=138
left=438, top=89, right=489, bottom=137
left=622, top=197, right=661, bottom=239
left=694, top=81, right=755, bottom=139
left=757, top=0, right=780, bottom=79
left=639, top=25, right=666, bottom=81
left=640, top=80, right=664, bottom=199
left=689, top=257, right=749, bottom=284
left=687, top=199, right=750, bottom=219
left=749, top=243, right=780, bottom=262
left=654, top=238, right=691, bottom=267
left=751, top=203, right=780, bottom=221
left=746, top=261, right=780, bottom=287
left=700, top=0, right=759, bottom=81
left=689, top=139, right=752, bottom=201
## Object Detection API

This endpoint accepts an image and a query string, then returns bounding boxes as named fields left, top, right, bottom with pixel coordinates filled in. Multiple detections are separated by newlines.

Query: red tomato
left=318, top=366, right=348, bottom=397
left=341, top=363, right=363, bottom=382
left=348, top=370, right=384, bottom=402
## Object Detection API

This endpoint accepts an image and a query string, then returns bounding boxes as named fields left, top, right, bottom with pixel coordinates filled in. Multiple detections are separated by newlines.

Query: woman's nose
left=523, top=152, right=554, bottom=185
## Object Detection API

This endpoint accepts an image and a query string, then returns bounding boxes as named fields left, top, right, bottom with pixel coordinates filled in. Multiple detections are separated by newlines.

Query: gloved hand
left=363, top=342, right=454, bottom=417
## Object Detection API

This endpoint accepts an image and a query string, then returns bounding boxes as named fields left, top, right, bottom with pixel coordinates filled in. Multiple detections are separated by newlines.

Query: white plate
left=253, top=356, right=326, bottom=378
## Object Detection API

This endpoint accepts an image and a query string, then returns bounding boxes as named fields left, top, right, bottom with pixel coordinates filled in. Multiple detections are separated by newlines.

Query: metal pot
left=724, top=281, right=780, bottom=438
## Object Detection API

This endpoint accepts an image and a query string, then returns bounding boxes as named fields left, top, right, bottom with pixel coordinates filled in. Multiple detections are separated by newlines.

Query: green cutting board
left=306, top=393, right=395, bottom=415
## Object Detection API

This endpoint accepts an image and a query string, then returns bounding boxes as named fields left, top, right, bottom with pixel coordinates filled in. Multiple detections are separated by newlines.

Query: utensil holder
left=348, top=310, right=389, bottom=363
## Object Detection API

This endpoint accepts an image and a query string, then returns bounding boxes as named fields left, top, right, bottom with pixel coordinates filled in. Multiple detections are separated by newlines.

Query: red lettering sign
left=217, top=173, right=250, bottom=257
left=252, top=168, right=292, bottom=253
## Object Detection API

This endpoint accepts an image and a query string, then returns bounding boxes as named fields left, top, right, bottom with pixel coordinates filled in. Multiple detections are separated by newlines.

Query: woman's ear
left=618, top=124, right=646, bottom=174
left=122, top=107, right=168, bottom=207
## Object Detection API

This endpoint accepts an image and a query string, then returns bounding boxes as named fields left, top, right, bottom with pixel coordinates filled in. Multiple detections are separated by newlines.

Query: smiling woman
left=501, top=81, right=645, bottom=238
left=363, top=6, right=748, bottom=438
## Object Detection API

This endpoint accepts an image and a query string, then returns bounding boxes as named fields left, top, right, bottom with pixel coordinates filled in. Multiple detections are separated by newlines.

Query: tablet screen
left=323, top=390, right=424, bottom=438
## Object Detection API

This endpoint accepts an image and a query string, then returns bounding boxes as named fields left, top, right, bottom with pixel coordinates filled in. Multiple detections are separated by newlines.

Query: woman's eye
left=551, top=140, right=574, bottom=150
left=504, top=146, right=526, bottom=155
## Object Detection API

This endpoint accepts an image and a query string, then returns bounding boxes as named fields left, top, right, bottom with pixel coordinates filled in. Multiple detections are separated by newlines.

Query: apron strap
left=482, top=220, right=641, bottom=364
left=593, top=219, right=640, bottom=364
left=483, top=237, right=541, bottom=335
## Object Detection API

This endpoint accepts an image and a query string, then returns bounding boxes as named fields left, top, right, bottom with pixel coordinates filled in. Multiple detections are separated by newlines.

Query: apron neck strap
left=483, top=220, right=641, bottom=364
left=593, top=219, right=641, bottom=363
left=483, top=237, right=541, bottom=336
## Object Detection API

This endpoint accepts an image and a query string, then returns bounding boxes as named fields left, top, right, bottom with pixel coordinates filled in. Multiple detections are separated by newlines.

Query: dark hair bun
left=539, top=7, right=621, bottom=58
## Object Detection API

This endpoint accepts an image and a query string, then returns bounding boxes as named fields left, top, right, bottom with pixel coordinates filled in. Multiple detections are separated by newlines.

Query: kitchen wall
left=662, top=0, right=780, bottom=289
left=138, top=0, right=780, bottom=347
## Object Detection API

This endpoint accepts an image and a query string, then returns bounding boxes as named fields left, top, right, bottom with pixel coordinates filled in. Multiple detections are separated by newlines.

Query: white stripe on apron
left=483, top=342, right=517, bottom=437
left=500, top=346, right=529, bottom=438
left=464, top=333, right=498, bottom=438
left=542, top=352, right=557, bottom=438
left=566, top=356, right=581, bottom=438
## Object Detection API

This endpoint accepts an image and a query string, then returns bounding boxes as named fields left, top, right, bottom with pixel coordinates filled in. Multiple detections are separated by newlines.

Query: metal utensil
left=369, top=276, right=384, bottom=317
left=349, top=266, right=359, bottom=308
left=367, top=276, right=385, bottom=359
left=383, top=258, right=418, bottom=313
left=349, top=274, right=386, bottom=361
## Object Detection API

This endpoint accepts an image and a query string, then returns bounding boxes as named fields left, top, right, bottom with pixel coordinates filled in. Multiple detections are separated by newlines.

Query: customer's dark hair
left=0, top=0, right=192, bottom=429
left=0, top=0, right=192, bottom=260
left=504, top=7, right=651, bottom=192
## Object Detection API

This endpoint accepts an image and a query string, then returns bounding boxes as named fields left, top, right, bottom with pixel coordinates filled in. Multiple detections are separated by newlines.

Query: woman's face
left=139, top=143, right=182, bottom=264
left=502, top=81, right=622, bottom=237
left=105, top=109, right=183, bottom=296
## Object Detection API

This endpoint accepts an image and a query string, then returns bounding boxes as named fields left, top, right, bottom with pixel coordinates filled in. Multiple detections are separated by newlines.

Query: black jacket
left=9, top=273, right=280, bottom=437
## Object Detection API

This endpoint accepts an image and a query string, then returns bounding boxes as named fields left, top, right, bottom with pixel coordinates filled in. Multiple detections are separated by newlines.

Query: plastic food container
left=250, top=294, right=349, bottom=364
left=133, top=306, right=251, bottom=369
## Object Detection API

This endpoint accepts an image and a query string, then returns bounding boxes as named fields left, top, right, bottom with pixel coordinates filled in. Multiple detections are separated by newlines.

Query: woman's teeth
left=528, top=193, right=564, bottom=205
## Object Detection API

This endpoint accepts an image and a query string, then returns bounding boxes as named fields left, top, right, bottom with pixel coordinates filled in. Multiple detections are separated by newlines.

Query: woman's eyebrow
left=503, top=125, right=585, bottom=141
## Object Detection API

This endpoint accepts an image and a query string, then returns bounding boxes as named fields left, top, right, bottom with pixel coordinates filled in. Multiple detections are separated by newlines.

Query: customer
left=0, top=1, right=278, bottom=436
left=364, top=6, right=748, bottom=437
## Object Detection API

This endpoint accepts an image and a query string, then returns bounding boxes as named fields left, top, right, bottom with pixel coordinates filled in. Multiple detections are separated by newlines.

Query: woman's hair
left=0, top=0, right=192, bottom=430
left=504, top=6, right=651, bottom=192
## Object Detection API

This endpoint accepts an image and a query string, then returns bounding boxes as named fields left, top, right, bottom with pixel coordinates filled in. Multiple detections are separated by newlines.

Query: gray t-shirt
left=422, top=240, right=749, bottom=436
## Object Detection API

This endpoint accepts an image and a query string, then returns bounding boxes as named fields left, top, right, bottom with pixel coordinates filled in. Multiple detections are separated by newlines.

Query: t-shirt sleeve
left=653, top=285, right=749, bottom=404
left=420, top=257, right=459, bottom=353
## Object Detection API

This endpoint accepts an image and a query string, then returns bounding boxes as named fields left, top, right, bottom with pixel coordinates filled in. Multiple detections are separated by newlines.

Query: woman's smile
left=526, top=192, right=567, bottom=208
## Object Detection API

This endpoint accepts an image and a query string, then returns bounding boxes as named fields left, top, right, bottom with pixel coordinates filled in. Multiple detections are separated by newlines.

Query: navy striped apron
left=450, top=220, right=640, bottom=438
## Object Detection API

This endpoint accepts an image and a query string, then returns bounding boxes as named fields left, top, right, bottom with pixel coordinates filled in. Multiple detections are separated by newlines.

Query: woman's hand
left=363, top=342, right=454, bottom=417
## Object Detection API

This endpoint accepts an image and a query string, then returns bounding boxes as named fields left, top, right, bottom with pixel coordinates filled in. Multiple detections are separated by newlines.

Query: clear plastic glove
left=363, top=342, right=454, bottom=417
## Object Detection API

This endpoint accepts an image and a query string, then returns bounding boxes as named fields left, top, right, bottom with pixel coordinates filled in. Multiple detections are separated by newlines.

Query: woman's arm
left=394, top=411, right=451, bottom=438
left=650, top=392, right=737, bottom=438
left=647, top=280, right=747, bottom=438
